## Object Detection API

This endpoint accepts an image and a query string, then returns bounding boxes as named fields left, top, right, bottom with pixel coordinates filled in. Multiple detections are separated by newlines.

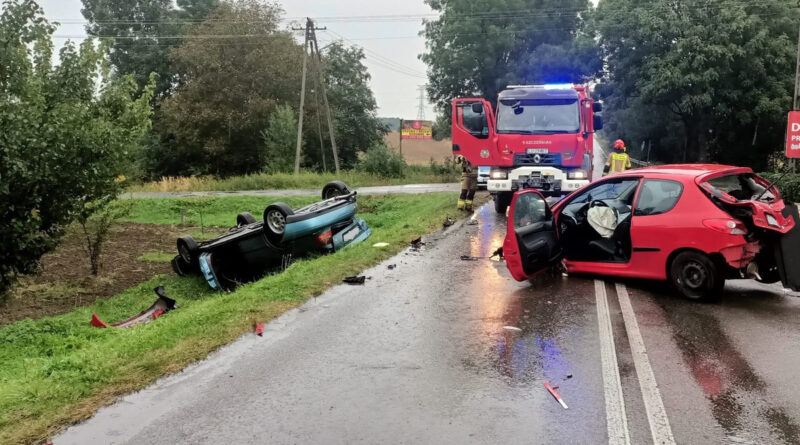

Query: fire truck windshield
left=496, top=99, right=580, bottom=134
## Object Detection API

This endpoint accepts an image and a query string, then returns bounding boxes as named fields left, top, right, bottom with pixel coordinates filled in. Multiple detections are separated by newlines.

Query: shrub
left=760, top=172, right=800, bottom=204
left=357, top=145, right=407, bottom=178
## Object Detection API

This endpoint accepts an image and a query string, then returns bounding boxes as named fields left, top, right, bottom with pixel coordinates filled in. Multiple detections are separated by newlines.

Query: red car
left=503, top=164, right=800, bottom=300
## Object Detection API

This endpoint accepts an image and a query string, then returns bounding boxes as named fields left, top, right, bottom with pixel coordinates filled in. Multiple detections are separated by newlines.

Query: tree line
left=422, top=0, right=799, bottom=171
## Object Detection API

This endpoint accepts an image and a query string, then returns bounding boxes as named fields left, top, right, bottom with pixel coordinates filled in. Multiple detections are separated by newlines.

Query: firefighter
left=603, top=139, right=631, bottom=176
left=456, top=155, right=478, bottom=211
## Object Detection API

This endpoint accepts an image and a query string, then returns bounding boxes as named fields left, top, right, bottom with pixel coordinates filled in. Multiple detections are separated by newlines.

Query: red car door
left=503, top=190, right=564, bottom=281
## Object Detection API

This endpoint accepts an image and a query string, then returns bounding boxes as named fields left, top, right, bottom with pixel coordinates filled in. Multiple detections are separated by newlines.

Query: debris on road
left=466, top=219, right=479, bottom=226
left=544, top=382, right=569, bottom=409
left=254, top=322, right=264, bottom=336
left=566, top=374, right=573, bottom=379
left=91, top=286, right=177, bottom=328
left=503, top=326, right=522, bottom=332
left=372, top=242, right=389, bottom=248
left=443, top=215, right=455, bottom=228
left=343, top=275, right=366, bottom=285
left=460, top=255, right=479, bottom=261
left=387, top=264, right=397, bottom=270
left=491, top=247, right=504, bottom=259
left=410, top=237, right=426, bottom=249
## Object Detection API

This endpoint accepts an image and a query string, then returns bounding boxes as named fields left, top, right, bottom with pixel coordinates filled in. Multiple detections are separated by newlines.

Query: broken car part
left=91, top=286, right=177, bottom=328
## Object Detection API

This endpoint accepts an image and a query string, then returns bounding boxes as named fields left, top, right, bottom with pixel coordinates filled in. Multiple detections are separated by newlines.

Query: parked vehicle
left=451, top=84, right=603, bottom=214
left=503, top=164, right=800, bottom=301
left=172, top=181, right=372, bottom=290
left=477, top=166, right=490, bottom=189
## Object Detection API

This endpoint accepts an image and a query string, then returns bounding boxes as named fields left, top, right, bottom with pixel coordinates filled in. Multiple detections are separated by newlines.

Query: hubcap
left=267, top=210, right=286, bottom=235
left=681, top=261, right=707, bottom=289
left=325, top=189, right=341, bottom=199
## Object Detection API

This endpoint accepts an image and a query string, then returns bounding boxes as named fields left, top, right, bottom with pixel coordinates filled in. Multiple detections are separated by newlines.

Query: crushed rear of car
left=171, top=181, right=371, bottom=290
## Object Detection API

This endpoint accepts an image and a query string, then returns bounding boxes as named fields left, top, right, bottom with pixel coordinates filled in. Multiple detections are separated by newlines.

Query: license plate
left=527, top=148, right=549, bottom=154
left=343, top=227, right=360, bottom=242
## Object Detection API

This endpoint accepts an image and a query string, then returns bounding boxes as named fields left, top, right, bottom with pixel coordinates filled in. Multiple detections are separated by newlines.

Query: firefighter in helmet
left=456, top=155, right=478, bottom=211
left=603, top=139, right=631, bottom=176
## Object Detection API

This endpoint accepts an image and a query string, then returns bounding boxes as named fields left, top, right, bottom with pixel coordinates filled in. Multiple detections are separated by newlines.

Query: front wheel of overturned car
left=322, top=180, right=350, bottom=199
left=669, top=251, right=724, bottom=302
left=171, top=255, right=193, bottom=277
left=177, top=236, right=199, bottom=264
left=236, top=211, right=257, bottom=227
left=264, top=202, right=294, bottom=244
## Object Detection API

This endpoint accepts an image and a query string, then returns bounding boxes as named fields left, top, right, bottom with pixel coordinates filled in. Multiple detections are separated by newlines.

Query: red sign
left=787, top=111, right=800, bottom=158
left=401, top=120, right=433, bottom=140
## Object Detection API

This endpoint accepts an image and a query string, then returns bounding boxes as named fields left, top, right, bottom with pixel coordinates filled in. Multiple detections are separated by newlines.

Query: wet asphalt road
left=55, top=203, right=800, bottom=445
left=127, top=183, right=460, bottom=199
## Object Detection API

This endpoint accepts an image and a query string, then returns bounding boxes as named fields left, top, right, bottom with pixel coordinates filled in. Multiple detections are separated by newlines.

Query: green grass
left=0, top=193, right=457, bottom=444
left=137, top=252, right=174, bottom=263
left=127, top=167, right=459, bottom=193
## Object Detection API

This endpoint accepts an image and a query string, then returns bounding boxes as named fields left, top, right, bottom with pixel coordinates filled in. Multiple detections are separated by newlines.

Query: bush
left=760, top=172, right=800, bottom=204
left=429, top=156, right=460, bottom=179
left=357, top=145, right=407, bottom=178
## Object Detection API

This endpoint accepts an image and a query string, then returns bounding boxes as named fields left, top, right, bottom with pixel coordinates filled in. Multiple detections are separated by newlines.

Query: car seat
left=588, top=215, right=631, bottom=261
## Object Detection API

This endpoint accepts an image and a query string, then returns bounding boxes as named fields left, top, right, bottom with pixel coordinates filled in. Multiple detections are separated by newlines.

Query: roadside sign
left=786, top=111, right=800, bottom=158
left=401, top=120, right=433, bottom=140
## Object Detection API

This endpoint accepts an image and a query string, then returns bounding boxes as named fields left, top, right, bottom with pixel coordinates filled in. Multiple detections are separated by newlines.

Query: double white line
left=595, top=280, right=676, bottom=445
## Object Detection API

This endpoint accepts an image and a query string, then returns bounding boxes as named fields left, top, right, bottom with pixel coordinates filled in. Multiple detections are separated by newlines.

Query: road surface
left=127, top=183, right=461, bottom=199
left=55, top=204, right=800, bottom=445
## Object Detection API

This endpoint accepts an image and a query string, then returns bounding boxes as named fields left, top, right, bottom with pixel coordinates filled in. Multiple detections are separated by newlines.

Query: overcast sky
left=38, top=0, right=437, bottom=119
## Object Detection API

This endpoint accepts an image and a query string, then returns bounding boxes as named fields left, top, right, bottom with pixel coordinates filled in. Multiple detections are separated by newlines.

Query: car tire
left=236, top=211, right=257, bottom=227
left=322, top=181, right=350, bottom=199
left=669, top=251, right=724, bottom=302
left=494, top=192, right=511, bottom=214
left=263, top=202, right=294, bottom=244
left=171, top=255, right=192, bottom=277
left=177, top=236, right=199, bottom=264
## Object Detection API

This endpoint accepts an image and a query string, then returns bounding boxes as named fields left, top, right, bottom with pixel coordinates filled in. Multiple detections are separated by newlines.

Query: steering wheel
left=590, top=199, right=609, bottom=208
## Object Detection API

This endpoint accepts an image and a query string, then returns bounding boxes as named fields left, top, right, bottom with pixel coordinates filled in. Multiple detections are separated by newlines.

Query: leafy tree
left=81, top=0, right=220, bottom=98
left=77, top=200, right=134, bottom=276
left=157, top=0, right=302, bottom=176
left=358, top=144, right=407, bottom=178
left=432, top=113, right=452, bottom=140
left=421, top=0, right=601, bottom=112
left=0, top=1, right=154, bottom=296
left=262, top=104, right=297, bottom=173
left=595, top=0, right=797, bottom=168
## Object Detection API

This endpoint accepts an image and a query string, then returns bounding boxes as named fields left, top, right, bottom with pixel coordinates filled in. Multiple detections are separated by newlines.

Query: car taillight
left=703, top=219, right=747, bottom=236
left=315, top=230, right=333, bottom=247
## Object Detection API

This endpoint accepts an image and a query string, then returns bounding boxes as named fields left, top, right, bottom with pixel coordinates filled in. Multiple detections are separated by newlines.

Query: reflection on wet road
left=54, top=202, right=800, bottom=445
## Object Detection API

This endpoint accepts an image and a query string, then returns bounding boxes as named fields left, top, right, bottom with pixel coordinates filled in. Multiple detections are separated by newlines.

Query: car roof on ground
left=623, top=164, right=749, bottom=178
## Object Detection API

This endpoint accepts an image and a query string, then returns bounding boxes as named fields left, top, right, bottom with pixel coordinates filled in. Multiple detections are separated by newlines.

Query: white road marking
left=615, top=283, right=676, bottom=445
left=595, top=280, right=631, bottom=445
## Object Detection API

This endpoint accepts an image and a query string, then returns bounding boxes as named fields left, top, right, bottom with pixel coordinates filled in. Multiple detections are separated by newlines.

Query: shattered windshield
left=704, top=173, right=777, bottom=202
left=496, top=99, right=580, bottom=134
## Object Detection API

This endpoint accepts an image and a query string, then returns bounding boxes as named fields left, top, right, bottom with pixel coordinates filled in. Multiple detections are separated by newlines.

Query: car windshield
left=703, top=173, right=777, bottom=202
left=496, top=99, right=580, bottom=134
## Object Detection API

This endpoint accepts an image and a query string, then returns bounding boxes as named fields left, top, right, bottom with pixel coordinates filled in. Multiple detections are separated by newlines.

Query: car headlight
left=490, top=168, right=508, bottom=179
left=568, top=170, right=588, bottom=180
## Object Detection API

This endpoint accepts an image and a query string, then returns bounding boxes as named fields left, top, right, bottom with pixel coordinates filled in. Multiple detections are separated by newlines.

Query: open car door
left=503, top=190, right=563, bottom=281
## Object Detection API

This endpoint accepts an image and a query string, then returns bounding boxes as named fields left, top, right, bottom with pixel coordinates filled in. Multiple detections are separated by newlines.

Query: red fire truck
left=451, top=84, right=603, bottom=213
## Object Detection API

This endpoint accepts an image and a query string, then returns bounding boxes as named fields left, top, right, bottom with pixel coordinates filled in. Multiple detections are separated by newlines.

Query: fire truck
left=451, top=84, right=603, bottom=213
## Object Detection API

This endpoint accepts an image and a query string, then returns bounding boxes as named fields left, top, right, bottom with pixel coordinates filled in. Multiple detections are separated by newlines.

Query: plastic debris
left=443, top=215, right=455, bottom=228
left=503, top=326, right=522, bottom=332
left=387, top=264, right=397, bottom=270
left=566, top=374, right=573, bottom=379
left=410, top=237, right=425, bottom=249
left=544, top=382, right=569, bottom=409
left=372, top=242, right=389, bottom=248
left=460, top=255, right=479, bottom=261
left=343, top=275, right=366, bottom=285
left=491, top=247, right=504, bottom=259
left=91, top=286, right=177, bottom=328
left=254, top=322, right=264, bottom=336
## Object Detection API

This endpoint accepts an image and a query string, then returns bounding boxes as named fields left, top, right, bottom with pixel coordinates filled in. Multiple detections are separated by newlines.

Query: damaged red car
left=503, top=164, right=800, bottom=301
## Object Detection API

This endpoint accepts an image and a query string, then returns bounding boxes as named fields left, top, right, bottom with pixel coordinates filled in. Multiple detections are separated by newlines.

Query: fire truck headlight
left=568, top=170, right=588, bottom=180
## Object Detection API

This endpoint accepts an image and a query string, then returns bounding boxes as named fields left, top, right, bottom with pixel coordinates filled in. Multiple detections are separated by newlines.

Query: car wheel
left=494, top=192, right=511, bottom=214
left=236, top=211, right=257, bottom=227
left=263, top=202, right=294, bottom=243
left=171, top=255, right=193, bottom=276
left=177, top=236, right=199, bottom=264
left=670, top=251, right=724, bottom=302
left=322, top=181, right=350, bottom=199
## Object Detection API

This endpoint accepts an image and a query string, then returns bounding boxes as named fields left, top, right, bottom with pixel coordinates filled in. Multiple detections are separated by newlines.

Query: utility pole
left=416, top=85, right=427, bottom=121
left=292, top=18, right=331, bottom=175
left=398, top=118, right=403, bottom=155
left=309, top=27, right=340, bottom=174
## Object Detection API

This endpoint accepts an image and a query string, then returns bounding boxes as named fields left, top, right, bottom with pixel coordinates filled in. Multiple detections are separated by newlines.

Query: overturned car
left=171, top=181, right=371, bottom=290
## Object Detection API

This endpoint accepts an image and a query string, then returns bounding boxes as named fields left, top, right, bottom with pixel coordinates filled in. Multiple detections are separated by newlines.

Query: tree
left=157, top=0, right=302, bottom=176
left=432, top=113, right=452, bottom=141
left=0, top=1, right=154, bottom=296
left=595, top=0, right=797, bottom=168
left=312, top=42, right=387, bottom=169
left=81, top=0, right=220, bottom=98
left=421, top=0, right=601, bottom=112
left=262, top=105, right=296, bottom=173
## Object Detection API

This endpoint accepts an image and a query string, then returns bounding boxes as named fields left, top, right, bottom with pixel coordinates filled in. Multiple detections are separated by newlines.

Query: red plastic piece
left=254, top=322, right=264, bottom=336
left=90, top=313, right=109, bottom=328
left=152, top=309, right=165, bottom=319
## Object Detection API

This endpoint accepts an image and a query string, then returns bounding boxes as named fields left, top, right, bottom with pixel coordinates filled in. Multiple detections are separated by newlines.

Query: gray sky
left=39, top=0, right=436, bottom=119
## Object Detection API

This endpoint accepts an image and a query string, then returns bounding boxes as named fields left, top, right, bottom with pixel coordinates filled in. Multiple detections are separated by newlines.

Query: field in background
left=384, top=131, right=452, bottom=165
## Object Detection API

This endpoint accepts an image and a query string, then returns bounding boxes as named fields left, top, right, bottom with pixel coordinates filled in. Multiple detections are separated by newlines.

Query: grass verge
left=0, top=193, right=458, bottom=444
left=127, top=167, right=459, bottom=193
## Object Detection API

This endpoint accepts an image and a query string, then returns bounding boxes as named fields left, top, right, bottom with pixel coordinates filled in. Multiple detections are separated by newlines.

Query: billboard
left=787, top=111, right=800, bottom=158
left=401, top=120, right=433, bottom=140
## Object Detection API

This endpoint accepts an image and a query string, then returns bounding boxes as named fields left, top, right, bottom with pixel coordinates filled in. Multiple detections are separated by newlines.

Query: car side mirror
left=471, top=103, right=484, bottom=114
left=593, top=102, right=603, bottom=113
left=594, top=115, right=603, bottom=131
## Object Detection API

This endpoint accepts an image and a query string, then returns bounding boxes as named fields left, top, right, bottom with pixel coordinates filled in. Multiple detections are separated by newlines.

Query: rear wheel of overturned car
left=236, top=211, right=257, bottom=227
left=177, top=236, right=199, bottom=264
left=670, top=251, right=724, bottom=302
left=264, top=202, right=294, bottom=244
left=171, top=255, right=192, bottom=277
left=322, top=180, right=350, bottom=200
